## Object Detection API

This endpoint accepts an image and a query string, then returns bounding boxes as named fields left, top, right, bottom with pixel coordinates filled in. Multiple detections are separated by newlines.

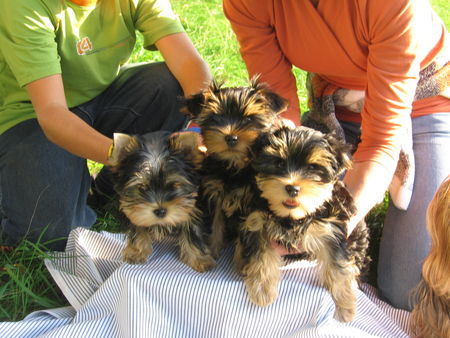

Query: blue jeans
left=341, top=112, right=450, bottom=310
left=0, top=62, right=186, bottom=250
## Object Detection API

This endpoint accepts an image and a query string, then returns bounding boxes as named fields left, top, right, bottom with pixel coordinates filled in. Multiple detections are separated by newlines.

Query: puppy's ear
left=250, top=130, right=271, bottom=158
left=263, top=90, right=289, bottom=115
left=169, top=131, right=206, bottom=169
left=109, top=133, right=140, bottom=167
left=324, top=133, right=352, bottom=175
left=181, top=80, right=223, bottom=119
left=181, top=92, right=205, bottom=119
left=250, top=75, right=289, bottom=115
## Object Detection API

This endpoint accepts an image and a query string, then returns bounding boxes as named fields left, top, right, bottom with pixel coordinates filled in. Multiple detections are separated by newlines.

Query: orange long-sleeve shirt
left=223, top=0, right=449, bottom=168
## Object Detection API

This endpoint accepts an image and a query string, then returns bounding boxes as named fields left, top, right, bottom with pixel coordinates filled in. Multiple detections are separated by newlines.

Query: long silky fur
left=410, top=176, right=450, bottom=337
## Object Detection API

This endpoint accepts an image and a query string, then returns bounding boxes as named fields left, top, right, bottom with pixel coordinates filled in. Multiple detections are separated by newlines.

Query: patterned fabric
left=0, top=227, right=411, bottom=337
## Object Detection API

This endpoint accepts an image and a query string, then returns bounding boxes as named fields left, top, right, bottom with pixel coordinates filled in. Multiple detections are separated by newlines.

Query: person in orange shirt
left=223, top=0, right=450, bottom=310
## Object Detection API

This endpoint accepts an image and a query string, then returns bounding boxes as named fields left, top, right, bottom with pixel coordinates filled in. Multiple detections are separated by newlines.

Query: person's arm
left=156, top=32, right=212, bottom=97
left=0, top=2, right=112, bottom=164
left=223, top=0, right=300, bottom=124
left=344, top=0, right=427, bottom=234
left=26, top=74, right=113, bottom=165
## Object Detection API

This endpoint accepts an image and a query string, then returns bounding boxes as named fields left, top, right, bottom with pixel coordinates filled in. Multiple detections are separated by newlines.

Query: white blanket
left=0, top=227, right=411, bottom=337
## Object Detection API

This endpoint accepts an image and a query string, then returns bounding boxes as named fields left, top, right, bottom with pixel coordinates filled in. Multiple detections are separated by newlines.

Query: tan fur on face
left=120, top=194, right=197, bottom=227
left=307, top=148, right=338, bottom=168
left=256, top=175, right=334, bottom=219
left=202, top=128, right=259, bottom=169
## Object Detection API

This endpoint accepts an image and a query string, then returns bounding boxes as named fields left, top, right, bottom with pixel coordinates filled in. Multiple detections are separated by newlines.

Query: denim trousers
left=341, top=112, right=450, bottom=311
left=0, top=62, right=186, bottom=250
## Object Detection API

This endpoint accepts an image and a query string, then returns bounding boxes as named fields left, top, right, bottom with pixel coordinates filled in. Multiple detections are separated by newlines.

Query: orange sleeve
left=223, top=0, right=301, bottom=125
left=354, top=0, right=426, bottom=168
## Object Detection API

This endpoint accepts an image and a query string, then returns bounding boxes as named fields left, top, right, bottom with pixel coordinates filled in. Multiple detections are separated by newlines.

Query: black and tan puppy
left=109, top=131, right=215, bottom=272
left=235, top=126, right=369, bottom=322
left=183, top=78, right=288, bottom=257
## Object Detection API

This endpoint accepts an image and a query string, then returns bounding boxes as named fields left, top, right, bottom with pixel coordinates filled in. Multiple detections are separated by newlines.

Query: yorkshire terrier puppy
left=235, top=126, right=369, bottom=322
left=109, top=131, right=215, bottom=272
left=411, top=176, right=450, bottom=338
left=182, top=78, right=288, bottom=257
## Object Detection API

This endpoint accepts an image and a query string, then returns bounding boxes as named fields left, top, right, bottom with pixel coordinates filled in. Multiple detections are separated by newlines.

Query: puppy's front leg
left=237, top=211, right=282, bottom=307
left=179, top=209, right=216, bottom=273
left=209, top=198, right=226, bottom=258
left=123, top=226, right=154, bottom=264
left=123, top=225, right=171, bottom=264
left=200, top=178, right=225, bottom=258
left=303, top=221, right=358, bottom=322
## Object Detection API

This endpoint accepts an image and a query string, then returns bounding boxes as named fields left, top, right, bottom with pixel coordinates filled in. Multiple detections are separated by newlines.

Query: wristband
left=107, top=141, right=114, bottom=160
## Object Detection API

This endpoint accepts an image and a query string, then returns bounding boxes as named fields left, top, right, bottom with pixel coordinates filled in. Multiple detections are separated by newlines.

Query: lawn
left=1, top=0, right=448, bottom=322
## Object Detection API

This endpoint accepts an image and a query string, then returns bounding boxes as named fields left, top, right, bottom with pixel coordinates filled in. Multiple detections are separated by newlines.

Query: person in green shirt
left=0, top=0, right=212, bottom=250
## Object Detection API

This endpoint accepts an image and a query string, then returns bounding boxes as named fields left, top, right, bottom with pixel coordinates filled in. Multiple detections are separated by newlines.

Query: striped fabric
left=0, top=227, right=411, bottom=337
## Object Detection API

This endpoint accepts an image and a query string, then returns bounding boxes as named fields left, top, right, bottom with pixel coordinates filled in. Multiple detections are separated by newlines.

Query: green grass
left=0, top=234, right=67, bottom=321
left=1, top=0, right=448, bottom=322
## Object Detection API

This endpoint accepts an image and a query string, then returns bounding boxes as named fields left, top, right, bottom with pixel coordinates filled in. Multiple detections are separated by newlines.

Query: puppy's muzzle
left=225, top=134, right=239, bottom=147
left=285, top=184, right=300, bottom=197
left=153, top=207, right=167, bottom=218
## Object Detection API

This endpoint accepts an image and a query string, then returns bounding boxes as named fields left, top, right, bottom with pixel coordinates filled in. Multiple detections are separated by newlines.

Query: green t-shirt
left=0, top=0, right=184, bottom=134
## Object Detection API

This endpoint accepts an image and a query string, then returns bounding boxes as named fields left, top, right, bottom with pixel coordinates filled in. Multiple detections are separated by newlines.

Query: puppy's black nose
left=225, top=134, right=238, bottom=147
left=285, top=185, right=300, bottom=197
left=153, top=207, right=167, bottom=218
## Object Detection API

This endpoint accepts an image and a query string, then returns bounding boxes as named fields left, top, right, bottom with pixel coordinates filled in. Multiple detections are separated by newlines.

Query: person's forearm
left=343, top=160, right=395, bottom=235
left=176, top=57, right=212, bottom=97
left=156, top=33, right=212, bottom=98
left=37, top=103, right=113, bottom=165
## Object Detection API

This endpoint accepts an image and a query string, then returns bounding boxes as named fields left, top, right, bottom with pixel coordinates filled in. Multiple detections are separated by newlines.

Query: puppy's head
left=109, top=131, right=205, bottom=227
left=251, top=126, right=351, bottom=219
left=183, top=77, right=288, bottom=168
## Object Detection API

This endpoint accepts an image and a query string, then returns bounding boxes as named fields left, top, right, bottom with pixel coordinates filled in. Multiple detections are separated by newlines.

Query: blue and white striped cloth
left=1, top=227, right=411, bottom=337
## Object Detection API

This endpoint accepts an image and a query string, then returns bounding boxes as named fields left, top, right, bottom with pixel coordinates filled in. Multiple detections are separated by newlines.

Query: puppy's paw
left=245, top=279, right=278, bottom=307
left=122, top=245, right=152, bottom=264
left=189, top=254, right=217, bottom=273
left=335, top=305, right=356, bottom=322
left=209, top=245, right=223, bottom=260
left=180, top=249, right=216, bottom=272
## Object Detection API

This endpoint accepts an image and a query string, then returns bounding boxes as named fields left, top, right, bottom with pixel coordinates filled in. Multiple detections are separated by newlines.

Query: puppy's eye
left=137, top=185, right=148, bottom=194
left=171, top=182, right=182, bottom=190
left=243, top=116, right=253, bottom=123
left=275, top=159, right=285, bottom=169
left=307, top=163, right=321, bottom=170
